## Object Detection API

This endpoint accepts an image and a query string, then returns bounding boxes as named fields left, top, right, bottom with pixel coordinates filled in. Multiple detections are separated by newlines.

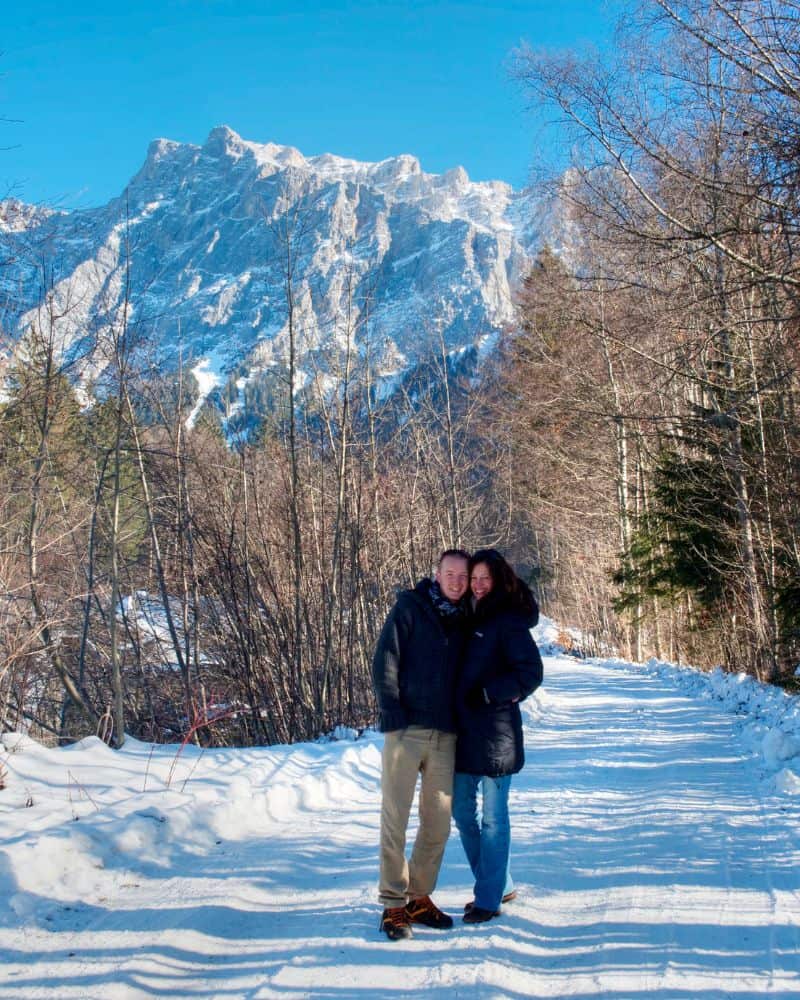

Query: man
left=371, top=548, right=470, bottom=940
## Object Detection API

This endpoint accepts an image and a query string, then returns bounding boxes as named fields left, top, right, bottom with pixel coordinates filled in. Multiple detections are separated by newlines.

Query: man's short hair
left=438, top=548, right=470, bottom=566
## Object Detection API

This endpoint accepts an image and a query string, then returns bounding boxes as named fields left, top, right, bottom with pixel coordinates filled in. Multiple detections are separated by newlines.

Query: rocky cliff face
left=0, top=126, right=565, bottom=426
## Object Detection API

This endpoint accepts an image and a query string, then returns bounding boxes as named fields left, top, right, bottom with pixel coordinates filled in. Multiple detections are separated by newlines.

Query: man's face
left=436, top=555, right=469, bottom=603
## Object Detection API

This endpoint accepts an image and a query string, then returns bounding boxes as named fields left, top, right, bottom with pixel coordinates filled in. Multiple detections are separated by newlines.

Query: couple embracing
left=371, top=547, right=543, bottom=941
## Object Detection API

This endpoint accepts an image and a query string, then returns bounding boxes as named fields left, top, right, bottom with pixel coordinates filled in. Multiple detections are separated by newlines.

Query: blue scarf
left=428, top=579, right=467, bottom=620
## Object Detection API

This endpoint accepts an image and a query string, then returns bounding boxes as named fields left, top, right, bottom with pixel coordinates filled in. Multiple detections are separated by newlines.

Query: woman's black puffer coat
left=455, top=588, right=543, bottom=777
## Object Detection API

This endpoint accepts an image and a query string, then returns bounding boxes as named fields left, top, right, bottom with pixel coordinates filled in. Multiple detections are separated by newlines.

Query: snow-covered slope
left=0, top=127, right=566, bottom=423
left=1, top=630, right=799, bottom=998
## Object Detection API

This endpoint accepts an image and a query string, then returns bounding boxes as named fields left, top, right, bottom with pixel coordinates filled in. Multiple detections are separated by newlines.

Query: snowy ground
left=2, top=630, right=800, bottom=998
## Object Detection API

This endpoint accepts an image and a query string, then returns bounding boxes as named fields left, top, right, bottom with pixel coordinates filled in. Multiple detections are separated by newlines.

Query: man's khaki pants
left=379, top=726, right=456, bottom=907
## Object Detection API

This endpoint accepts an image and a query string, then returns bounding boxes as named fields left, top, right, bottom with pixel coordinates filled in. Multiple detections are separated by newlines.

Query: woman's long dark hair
left=469, top=548, right=538, bottom=618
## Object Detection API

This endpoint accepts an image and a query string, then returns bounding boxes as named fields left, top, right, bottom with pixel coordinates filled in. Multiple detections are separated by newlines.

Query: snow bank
left=533, top=614, right=587, bottom=657
left=0, top=728, right=381, bottom=930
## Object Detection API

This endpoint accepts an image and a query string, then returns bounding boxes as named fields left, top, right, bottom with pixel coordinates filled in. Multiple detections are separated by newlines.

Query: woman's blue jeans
left=452, top=772, right=513, bottom=911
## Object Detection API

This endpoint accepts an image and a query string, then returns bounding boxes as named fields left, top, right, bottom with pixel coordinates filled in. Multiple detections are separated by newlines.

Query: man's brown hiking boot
left=380, top=905, right=413, bottom=940
left=405, top=895, right=454, bottom=929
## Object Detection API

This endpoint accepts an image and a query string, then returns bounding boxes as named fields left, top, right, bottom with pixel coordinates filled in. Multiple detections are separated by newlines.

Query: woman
left=452, top=548, right=543, bottom=923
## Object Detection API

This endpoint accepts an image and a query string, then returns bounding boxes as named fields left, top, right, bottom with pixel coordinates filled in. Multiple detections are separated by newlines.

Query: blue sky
left=2, top=1, right=619, bottom=208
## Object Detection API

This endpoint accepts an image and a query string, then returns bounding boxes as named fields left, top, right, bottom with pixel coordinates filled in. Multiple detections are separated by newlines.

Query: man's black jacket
left=371, top=578, right=467, bottom=733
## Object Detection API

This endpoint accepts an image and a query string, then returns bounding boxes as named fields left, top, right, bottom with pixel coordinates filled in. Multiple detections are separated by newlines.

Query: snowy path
left=2, top=654, right=799, bottom=998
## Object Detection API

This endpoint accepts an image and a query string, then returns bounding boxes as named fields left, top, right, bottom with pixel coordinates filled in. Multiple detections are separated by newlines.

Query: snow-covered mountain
left=0, top=126, right=564, bottom=425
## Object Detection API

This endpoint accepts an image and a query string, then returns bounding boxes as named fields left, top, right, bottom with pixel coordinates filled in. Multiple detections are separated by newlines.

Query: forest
left=1, top=0, right=798, bottom=748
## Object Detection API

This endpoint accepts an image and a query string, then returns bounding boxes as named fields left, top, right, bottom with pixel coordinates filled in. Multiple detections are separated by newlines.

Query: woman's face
left=470, top=563, right=493, bottom=602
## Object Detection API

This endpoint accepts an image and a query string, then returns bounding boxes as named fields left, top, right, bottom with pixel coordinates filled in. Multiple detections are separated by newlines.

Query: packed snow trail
left=1, top=653, right=799, bottom=999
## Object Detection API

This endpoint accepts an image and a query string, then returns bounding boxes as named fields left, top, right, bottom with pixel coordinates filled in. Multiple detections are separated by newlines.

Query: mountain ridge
left=0, top=126, right=565, bottom=430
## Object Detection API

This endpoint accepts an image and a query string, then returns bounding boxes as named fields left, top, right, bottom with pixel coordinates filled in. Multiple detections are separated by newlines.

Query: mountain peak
left=204, top=125, right=248, bottom=159
left=147, top=137, right=183, bottom=162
